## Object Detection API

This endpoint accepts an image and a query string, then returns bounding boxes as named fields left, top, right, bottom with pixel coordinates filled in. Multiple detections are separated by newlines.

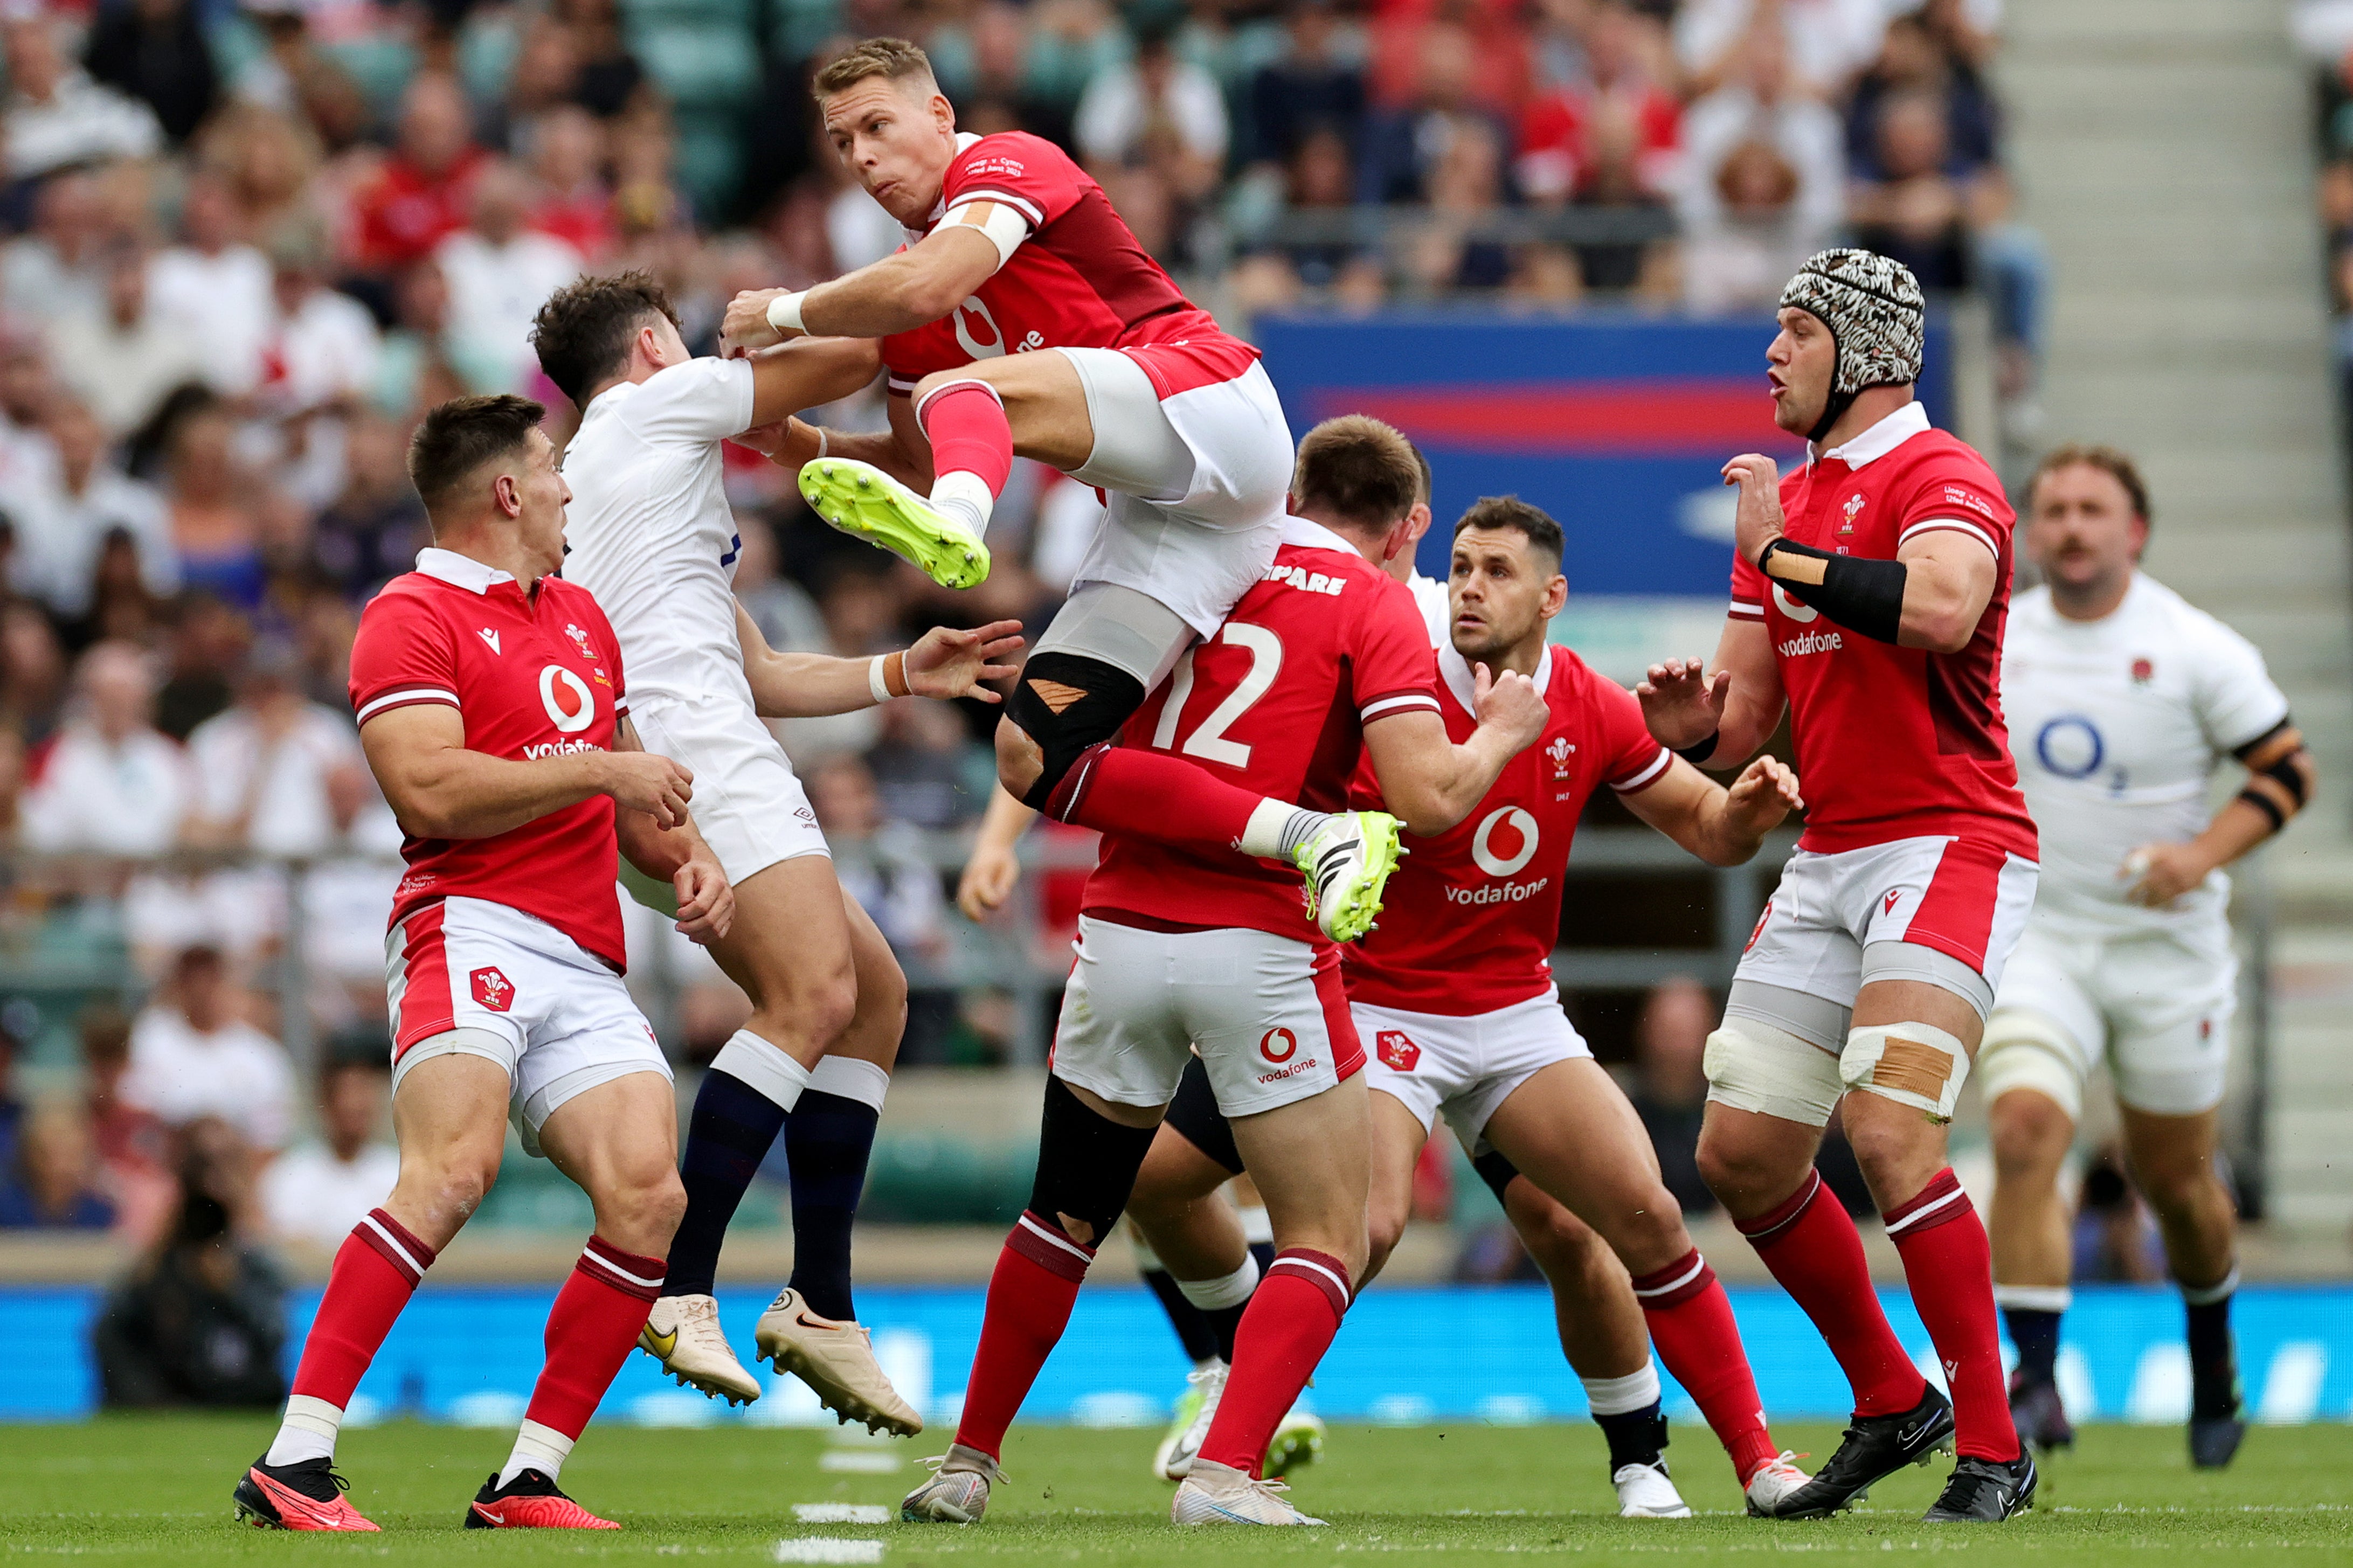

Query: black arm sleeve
left=1756, top=538, right=1907, bottom=646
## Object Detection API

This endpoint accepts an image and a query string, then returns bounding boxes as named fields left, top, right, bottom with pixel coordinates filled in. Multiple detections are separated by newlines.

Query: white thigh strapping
left=1977, top=1009, right=2088, bottom=1120
left=1703, top=1015, right=1843, bottom=1127
left=1840, top=1021, right=1970, bottom=1119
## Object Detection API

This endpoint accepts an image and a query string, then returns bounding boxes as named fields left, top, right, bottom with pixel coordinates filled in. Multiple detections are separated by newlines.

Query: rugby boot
left=755, top=1286, right=923, bottom=1435
left=1171, top=1458, right=1327, bottom=1525
left=1741, top=1452, right=1812, bottom=1517
left=1265, top=1405, right=1326, bottom=1480
left=1613, top=1459, right=1693, bottom=1518
left=232, top=1455, right=378, bottom=1531
left=1158, top=1363, right=1225, bottom=1480
left=902, top=1445, right=999, bottom=1523
left=1293, top=810, right=1404, bottom=943
left=2190, top=1410, right=2247, bottom=1470
left=639, top=1292, right=763, bottom=1405
left=799, top=458, right=991, bottom=589
left=463, top=1468, right=620, bottom=1529
left=2008, top=1370, right=2075, bottom=1452
left=1764, top=1383, right=1955, bottom=1517
left=1921, top=1452, right=2037, bottom=1522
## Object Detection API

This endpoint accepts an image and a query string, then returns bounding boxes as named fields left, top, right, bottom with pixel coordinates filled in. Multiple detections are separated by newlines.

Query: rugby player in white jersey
left=1983, top=446, right=2313, bottom=1467
left=531, top=273, right=1022, bottom=1427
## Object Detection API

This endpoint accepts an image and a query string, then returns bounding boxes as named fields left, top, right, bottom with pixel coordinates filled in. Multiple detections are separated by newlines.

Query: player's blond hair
left=1293, top=415, right=1423, bottom=530
left=813, top=38, right=938, bottom=102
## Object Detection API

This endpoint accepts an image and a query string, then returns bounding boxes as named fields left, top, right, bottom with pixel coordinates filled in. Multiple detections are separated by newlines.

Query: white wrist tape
left=868, top=654, right=893, bottom=705
left=767, top=290, right=807, bottom=334
left=1840, top=1021, right=1970, bottom=1121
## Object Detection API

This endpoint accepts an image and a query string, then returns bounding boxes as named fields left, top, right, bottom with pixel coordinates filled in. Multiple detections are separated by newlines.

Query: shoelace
left=918, top=1454, right=1005, bottom=1483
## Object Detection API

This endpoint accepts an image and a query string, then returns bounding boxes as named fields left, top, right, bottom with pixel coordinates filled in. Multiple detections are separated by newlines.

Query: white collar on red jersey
left=1810, top=398, right=1930, bottom=470
left=414, top=547, right=517, bottom=595
left=914, top=133, right=988, bottom=234
left=1279, top=515, right=1360, bottom=556
left=1437, top=634, right=1552, bottom=715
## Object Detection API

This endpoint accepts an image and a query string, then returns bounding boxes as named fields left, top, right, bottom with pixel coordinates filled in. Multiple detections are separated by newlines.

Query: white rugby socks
left=711, top=1029, right=813, bottom=1113
left=1237, top=800, right=1330, bottom=862
left=930, top=470, right=995, bottom=539
left=497, top=1419, right=575, bottom=1487
left=264, top=1394, right=344, bottom=1467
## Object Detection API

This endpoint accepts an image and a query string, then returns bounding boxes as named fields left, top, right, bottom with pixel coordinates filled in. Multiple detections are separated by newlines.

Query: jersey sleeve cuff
left=1897, top=517, right=2001, bottom=558
left=355, top=686, right=459, bottom=724
left=1728, top=597, right=1766, bottom=620
left=1607, top=746, right=1672, bottom=794
left=950, top=188, right=1046, bottom=228
left=1360, top=690, right=1443, bottom=723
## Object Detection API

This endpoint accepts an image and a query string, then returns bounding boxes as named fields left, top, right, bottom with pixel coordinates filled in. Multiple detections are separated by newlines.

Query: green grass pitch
left=4, top=1415, right=2352, bottom=1564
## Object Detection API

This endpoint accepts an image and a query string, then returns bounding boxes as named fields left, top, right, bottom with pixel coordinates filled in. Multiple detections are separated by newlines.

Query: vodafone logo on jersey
left=1375, top=1031, right=1421, bottom=1072
left=470, top=966, right=516, bottom=1012
left=952, top=296, right=1008, bottom=359
left=539, top=664, right=596, bottom=734
left=1471, top=807, right=1539, bottom=877
left=1258, top=1027, right=1299, bottom=1064
left=1771, top=584, right=1819, bottom=623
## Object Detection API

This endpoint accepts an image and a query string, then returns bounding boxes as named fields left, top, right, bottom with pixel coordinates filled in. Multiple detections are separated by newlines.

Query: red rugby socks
left=1885, top=1169, right=2019, bottom=1462
left=268, top=1208, right=438, bottom=1464
left=1630, top=1248, right=1778, bottom=1483
left=1736, top=1168, right=1928, bottom=1418
left=917, top=380, right=1012, bottom=535
left=1044, top=743, right=1263, bottom=848
left=521, top=1237, right=667, bottom=1442
left=954, top=1212, right=1096, bottom=1461
left=1196, top=1249, right=1352, bottom=1477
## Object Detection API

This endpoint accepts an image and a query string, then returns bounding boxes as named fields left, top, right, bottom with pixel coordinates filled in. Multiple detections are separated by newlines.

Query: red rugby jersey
left=348, top=548, right=633, bottom=969
left=878, top=131, right=1250, bottom=396
left=1729, top=403, right=2037, bottom=859
left=1079, top=519, right=1443, bottom=944
left=1342, top=642, right=1670, bottom=1015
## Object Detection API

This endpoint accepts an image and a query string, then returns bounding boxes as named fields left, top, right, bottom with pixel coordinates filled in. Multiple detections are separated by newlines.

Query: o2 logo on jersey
left=1258, top=1027, right=1299, bottom=1064
left=539, top=664, right=597, bottom=734
left=2033, top=714, right=2105, bottom=779
left=1770, top=584, right=1820, bottom=623
left=952, top=295, right=1007, bottom=359
left=1375, top=1031, right=1421, bottom=1073
left=1471, top=807, right=1540, bottom=878
left=470, top=966, right=516, bottom=1012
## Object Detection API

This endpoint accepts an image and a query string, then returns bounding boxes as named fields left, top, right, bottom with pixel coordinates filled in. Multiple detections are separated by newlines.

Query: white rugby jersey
left=559, top=356, right=757, bottom=710
left=2002, top=573, right=2287, bottom=934
left=1408, top=569, right=1448, bottom=649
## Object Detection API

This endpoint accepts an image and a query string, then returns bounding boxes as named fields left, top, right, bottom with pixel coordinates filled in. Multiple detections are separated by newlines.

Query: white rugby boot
left=1292, top=810, right=1404, bottom=943
left=753, top=1287, right=923, bottom=1435
left=901, top=1445, right=998, bottom=1524
left=1611, top=1460, right=1693, bottom=1518
left=638, top=1294, right=762, bottom=1406
left=1743, top=1452, right=1814, bottom=1517
left=1157, top=1363, right=1226, bottom=1481
left=1171, top=1458, right=1327, bottom=1525
left=1265, top=1405, right=1326, bottom=1479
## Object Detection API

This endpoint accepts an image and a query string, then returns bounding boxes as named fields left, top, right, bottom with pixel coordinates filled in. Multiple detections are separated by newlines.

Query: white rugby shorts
left=1055, top=346, right=1290, bottom=639
left=1984, top=912, right=2238, bottom=1117
left=1353, top=993, right=1591, bottom=1155
left=386, top=896, right=672, bottom=1156
left=1736, top=834, right=2040, bottom=1010
left=1050, top=915, right=1365, bottom=1120
left=627, top=691, right=828, bottom=887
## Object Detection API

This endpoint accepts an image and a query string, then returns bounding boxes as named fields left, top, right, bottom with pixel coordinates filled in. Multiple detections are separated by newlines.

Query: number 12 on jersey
left=1150, top=622, right=1283, bottom=768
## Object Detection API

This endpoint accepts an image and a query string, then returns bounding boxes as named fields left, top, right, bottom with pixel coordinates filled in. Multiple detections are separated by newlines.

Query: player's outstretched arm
left=723, top=226, right=1002, bottom=348
left=359, top=704, right=694, bottom=840
left=957, top=785, right=1037, bottom=921
left=739, top=336, right=888, bottom=429
left=736, top=414, right=933, bottom=494
left=1637, top=618, right=1783, bottom=769
left=1361, top=665, right=1549, bottom=836
left=731, top=602, right=1023, bottom=718
left=610, top=718, right=735, bottom=943
left=1622, top=755, right=1804, bottom=868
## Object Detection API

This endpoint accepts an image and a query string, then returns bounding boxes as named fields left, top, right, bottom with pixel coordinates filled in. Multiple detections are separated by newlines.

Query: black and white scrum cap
left=1779, top=248, right=1926, bottom=394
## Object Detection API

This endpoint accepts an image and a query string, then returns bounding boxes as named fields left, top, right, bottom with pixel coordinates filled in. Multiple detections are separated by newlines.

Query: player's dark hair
left=2030, top=442, right=2150, bottom=529
left=407, top=394, right=545, bottom=521
left=1293, top=415, right=1422, bottom=530
left=530, top=270, right=683, bottom=407
left=1454, top=495, right=1565, bottom=569
left=813, top=37, right=937, bottom=101
left=1409, top=440, right=1432, bottom=508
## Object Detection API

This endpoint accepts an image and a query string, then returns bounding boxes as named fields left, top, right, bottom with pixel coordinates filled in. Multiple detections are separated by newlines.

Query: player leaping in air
left=235, top=397, right=732, bottom=1532
left=900, top=415, right=1549, bottom=1529
left=719, top=37, right=1409, bottom=946
left=1639, top=250, right=2039, bottom=1523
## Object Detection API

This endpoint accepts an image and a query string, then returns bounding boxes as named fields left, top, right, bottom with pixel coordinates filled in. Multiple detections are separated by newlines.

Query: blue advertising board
left=1253, top=311, right=1955, bottom=599
left=4, top=1281, right=2343, bottom=1428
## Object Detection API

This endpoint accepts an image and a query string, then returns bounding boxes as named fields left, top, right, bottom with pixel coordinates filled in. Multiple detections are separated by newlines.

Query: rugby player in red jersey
left=232, top=397, right=733, bottom=1531
left=902, top=417, right=1547, bottom=1528
left=1639, top=251, right=2039, bottom=1522
left=719, top=38, right=1403, bottom=944
left=1346, top=496, right=1809, bottom=1517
